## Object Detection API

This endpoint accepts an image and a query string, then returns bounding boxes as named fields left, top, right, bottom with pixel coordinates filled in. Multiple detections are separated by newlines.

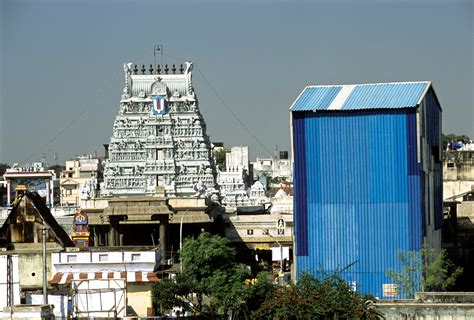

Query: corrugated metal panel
left=291, top=86, right=342, bottom=111
left=423, top=89, right=443, bottom=230
left=293, top=110, right=423, bottom=299
left=290, top=82, right=430, bottom=111
left=292, top=112, right=309, bottom=256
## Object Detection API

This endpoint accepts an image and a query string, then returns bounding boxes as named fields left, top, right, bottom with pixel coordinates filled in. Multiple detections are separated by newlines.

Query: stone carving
left=151, top=77, right=167, bottom=95
left=185, top=62, right=193, bottom=95
left=102, top=60, right=218, bottom=197
left=122, top=63, right=132, bottom=99
left=193, top=179, right=206, bottom=197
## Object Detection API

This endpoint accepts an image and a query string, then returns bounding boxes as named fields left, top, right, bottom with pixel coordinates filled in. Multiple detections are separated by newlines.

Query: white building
left=49, top=248, right=160, bottom=318
left=251, top=148, right=292, bottom=183
left=3, top=162, right=56, bottom=207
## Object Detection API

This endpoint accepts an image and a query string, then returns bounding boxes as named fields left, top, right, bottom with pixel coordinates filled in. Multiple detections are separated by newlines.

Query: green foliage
left=181, top=232, right=235, bottom=279
left=386, top=248, right=463, bottom=297
left=48, top=164, right=65, bottom=177
left=153, top=234, right=380, bottom=319
left=253, top=272, right=379, bottom=320
left=0, top=163, right=10, bottom=176
left=213, top=148, right=229, bottom=171
left=386, top=250, right=422, bottom=297
left=442, top=133, right=471, bottom=150
left=424, top=248, right=463, bottom=292
left=151, top=276, right=192, bottom=312
left=153, top=233, right=272, bottom=318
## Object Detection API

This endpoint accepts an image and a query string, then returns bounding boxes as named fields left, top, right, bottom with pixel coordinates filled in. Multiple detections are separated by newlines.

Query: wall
left=292, top=103, right=441, bottom=299
left=443, top=151, right=474, bottom=200
left=52, top=250, right=156, bottom=274
left=127, top=283, right=153, bottom=317
left=0, top=254, right=20, bottom=309
left=26, top=293, right=69, bottom=319
left=18, top=250, right=53, bottom=289
left=376, top=293, right=474, bottom=319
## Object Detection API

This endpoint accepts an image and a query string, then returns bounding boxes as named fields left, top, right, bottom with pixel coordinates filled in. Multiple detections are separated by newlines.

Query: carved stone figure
left=102, top=59, right=218, bottom=197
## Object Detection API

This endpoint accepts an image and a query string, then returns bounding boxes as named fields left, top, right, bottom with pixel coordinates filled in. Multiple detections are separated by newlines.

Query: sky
left=1, top=0, right=472, bottom=165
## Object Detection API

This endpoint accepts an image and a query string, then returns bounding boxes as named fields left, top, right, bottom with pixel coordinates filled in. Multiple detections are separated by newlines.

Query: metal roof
left=290, top=81, right=431, bottom=111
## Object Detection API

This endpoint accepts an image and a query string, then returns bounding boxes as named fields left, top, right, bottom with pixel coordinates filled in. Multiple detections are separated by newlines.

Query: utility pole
left=42, top=228, right=48, bottom=304
left=180, top=214, right=184, bottom=272
left=6, top=254, right=13, bottom=306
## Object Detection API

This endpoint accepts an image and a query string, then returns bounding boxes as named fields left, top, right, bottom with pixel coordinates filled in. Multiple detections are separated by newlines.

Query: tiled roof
left=49, top=271, right=159, bottom=285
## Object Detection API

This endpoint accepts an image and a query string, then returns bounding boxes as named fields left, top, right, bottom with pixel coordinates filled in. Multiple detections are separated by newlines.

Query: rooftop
left=290, top=81, right=432, bottom=111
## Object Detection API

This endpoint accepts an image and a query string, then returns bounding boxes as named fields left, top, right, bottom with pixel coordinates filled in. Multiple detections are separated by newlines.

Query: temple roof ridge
left=122, top=61, right=194, bottom=99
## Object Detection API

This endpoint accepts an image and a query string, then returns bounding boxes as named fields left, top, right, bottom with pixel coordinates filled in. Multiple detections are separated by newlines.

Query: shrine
left=71, top=210, right=90, bottom=247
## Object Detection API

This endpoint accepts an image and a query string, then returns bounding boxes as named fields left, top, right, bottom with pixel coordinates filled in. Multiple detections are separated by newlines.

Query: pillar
left=45, top=179, right=51, bottom=207
left=159, top=217, right=168, bottom=259
left=109, top=223, right=116, bottom=246
left=6, top=181, right=11, bottom=206
left=93, top=227, right=99, bottom=247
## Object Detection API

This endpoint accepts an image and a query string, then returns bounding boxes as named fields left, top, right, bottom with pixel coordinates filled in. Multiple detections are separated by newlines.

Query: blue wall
left=293, top=109, right=425, bottom=299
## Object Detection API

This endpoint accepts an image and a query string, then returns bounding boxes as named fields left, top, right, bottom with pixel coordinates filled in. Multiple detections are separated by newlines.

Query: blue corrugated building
left=290, top=81, right=443, bottom=299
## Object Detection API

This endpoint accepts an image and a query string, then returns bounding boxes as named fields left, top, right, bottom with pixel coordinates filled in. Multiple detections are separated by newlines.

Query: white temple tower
left=102, top=62, right=218, bottom=197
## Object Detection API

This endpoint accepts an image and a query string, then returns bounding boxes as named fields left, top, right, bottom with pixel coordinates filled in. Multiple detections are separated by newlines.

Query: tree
left=0, top=163, right=10, bottom=176
left=151, top=276, right=192, bottom=314
left=48, top=164, right=65, bottom=177
left=213, top=148, right=229, bottom=171
left=385, top=250, right=422, bottom=297
left=152, top=232, right=269, bottom=319
left=386, top=248, right=463, bottom=297
left=253, top=272, right=379, bottom=319
left=442, top=133, right=471, bottom=150
left=424, top=248, right=463, bottom=292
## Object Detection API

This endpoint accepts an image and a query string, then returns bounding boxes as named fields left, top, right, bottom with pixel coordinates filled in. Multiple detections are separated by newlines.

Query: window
left=247, top=229, right=254, bottom=235
left=447, top=162, right=455, bottom=168
left=262, top=229, right=269, bottom=235
left=131, top=254, right=140, bottom=261
left=99, top=254, right=108, bottom=262
left=67, top=255, right=77, bottom=262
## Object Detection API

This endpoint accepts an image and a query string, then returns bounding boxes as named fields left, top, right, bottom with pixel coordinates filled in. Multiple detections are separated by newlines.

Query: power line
left=20, top=55, right=144, bottom=164
left=163, top=52, right=273, bottom=156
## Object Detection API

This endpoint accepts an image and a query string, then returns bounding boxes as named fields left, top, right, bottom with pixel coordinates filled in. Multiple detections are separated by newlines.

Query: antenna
left=154, top=45, right=163, bottom=66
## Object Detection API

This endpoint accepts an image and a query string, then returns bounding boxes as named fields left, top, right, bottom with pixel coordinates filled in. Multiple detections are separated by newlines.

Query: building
left=101, top=62, right=218, bottom=197
left=291, top=81, right=443, bottom=299
left=443, top=150, right=474, bottom=201
left=443, top=149, right=474, bottom=291
left=0, top=188, right=74, bottom=310
left=219, top=146, right=251, bottom=207
left=48, top=247, right=160, bottom=318
left=270, top=186, right=293, bottom=215
left=223, top=209, right=293, bottom=278
left=251, top=147, right=292, bottom=183
left=3, top=163, right=56, bottom=208
left=59, top=156, right=103, bottom=206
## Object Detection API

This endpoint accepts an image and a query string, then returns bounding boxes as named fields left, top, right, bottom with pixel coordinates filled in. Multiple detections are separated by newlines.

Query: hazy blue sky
left=1, top=0, right=472, bottom=165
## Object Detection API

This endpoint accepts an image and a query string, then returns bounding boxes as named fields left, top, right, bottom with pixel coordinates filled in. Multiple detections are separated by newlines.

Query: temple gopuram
left=102, top=62, right=218, bottom=197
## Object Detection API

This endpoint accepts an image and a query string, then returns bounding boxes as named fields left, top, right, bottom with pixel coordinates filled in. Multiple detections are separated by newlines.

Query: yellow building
left=60, top=156, right=102, bottom=206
